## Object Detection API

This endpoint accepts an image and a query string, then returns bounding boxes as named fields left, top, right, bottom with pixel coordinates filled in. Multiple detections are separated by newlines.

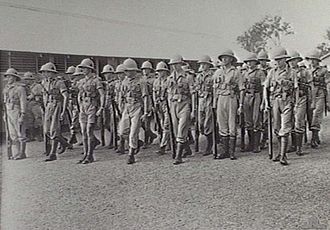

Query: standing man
left=77, top=58, right=105, bottom=164
left=3, top=68, right=27, bottom=160
left=195, top=55, right=215, bottom=156
left=118, top=58, right=148, bottom=164
left=153, top=61, right=170, bottom=155
left=241, top=53, right=265, bottom=153
left=141, top=61, right=157, bottom=148
left=306, top=50, right=329, bottom=148
left=213, top=49, right=244, bottom=160
left=167, top=55, right=195, bottom=165
left=41, top=62, right=71, bottom=161
left=287, top=51, right=313, bottom=155
left=263, top=47, right=296, bottom=165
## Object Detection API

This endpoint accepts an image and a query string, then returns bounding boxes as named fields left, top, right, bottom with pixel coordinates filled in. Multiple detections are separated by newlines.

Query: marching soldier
left=118, top=58, right=148, bottom=164
left=306, top=50, right=329, bottom=148
left=258, top=50, right=272, bottom=149
left=153, top=61, right=170, bottom=155
left=77, top=58, right=105, bottom=164
left=241, top=53, right=266, bottom=153
left=263, top=47, right=296, bottom=165
left=213, top=49, right=244, bottom=160
left=141, top=61, right=157, bottom=148
left=287, top=51, right=312, bottom=155
left=167, top=55, right=195, bottom=164
left=195, top=55, right=215, bottom=156
left=3, top=68, right=27, bottom=160
left=41, top=62, right=72, bottom=161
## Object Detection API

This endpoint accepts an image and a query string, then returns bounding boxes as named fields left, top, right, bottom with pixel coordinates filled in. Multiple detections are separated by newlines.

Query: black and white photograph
left=0, top=0, right=330, bottom=229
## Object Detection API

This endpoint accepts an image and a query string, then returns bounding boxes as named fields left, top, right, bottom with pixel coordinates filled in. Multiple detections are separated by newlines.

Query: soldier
left=167, top=55, right=195, bottom=165
left=3, top=68, right=27, bottom=160
left=101, top=64, right=118, bottom=149
left=213, top=49, right=244, bottom=160
left=118, top=58, right=148, bottom=164
left=40, top=62, right=72, bottom=161
left=287, top=51, right=313, bottom=155
left=153, top=61, right=170, bottom=155
left=306, top=50, right=329, bottom=148
left=241, top=53, right=266, bottom=153
left=26, top=72, right=44, bottom=142
left=258, top=50, right=272, bottom=150
left=141, top=61, right=157, bottom=148
left=68, top=66, right=84, bottom=145
left=263, top=47, right=296, bottom=165
left=76, top=58, right=105, bottom=164
left=195, top=55, right=215, bottom=156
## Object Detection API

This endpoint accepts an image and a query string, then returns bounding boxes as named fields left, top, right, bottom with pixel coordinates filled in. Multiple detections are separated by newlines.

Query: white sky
left=0, top=0, right=329, bottom=60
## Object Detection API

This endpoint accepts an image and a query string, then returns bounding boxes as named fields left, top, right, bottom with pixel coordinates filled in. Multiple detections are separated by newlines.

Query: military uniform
left=3, top=68, right=27, bottom=160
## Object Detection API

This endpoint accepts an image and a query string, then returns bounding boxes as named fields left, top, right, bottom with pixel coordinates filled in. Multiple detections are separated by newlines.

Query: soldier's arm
left=238, top=71, right=246, bottom=109
left=18, top=86, right=27, bottom=115
left=263, top=71, right=272, bottom=109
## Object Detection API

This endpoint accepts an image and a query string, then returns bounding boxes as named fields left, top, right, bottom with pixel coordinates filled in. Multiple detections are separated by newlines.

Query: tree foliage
left=316, top=28, right=330, bottom=57
left=237, top=15, right=294, bottom=53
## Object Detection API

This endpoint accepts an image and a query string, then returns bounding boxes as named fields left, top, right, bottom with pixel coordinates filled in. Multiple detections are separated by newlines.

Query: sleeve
left=236, top=70, right=244, bottom=91
left=141, top=80, right=149, bottom=98
left=18, top=86, right=27, bottom=114
left=263, top=69, right=272, bottom=88
left=95, top=78, right=104, bottom=90
left=58, top=80, right=68, bottom=94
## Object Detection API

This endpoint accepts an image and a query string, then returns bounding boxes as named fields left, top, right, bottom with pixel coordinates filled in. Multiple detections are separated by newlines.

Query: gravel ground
left=1, top=119, right=330, bottom=230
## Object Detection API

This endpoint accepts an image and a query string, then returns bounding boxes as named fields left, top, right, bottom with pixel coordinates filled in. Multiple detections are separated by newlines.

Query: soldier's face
left=41, top=71, right=53, bottom=79
left=247, top=60, right=258, bottom=68
left=6, top=75, right=16, bottom=84
left=81, top=67, right=91, bottom=75
left=200, top=63, right=210, bottom=71
left=104, top=73, right=113, bottom=81
left=276, top=58, right=287, bottom=68
left=221, top=56, right=233, bottom=66
left=157, top=70, right=167, bottom=78
left=172, top=63, right=182, bottom=72
left=117, top=73, right=125, bottom=79
left=288, top=59, right=299, bottom=67
left=142, top=69, right=151, bottom=76
left=125, top=70, right=136, bottom=78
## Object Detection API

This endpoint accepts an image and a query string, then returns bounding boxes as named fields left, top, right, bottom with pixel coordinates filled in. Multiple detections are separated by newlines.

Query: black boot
left=182, top=143, right=192, bottom=158
left=116, top=136, right=126, bottom=154
left=246, top=130, right=254, bottom=152
left=215, top=136, right=228, bottom=160
left=203, top=134, right=213, bottom=156
left=173, top=143, right=184, bottom=165
left=240, top=128, right=245, bottom=152
left=253, top=131, right=261, bottom=153
left=82, top=154, right=94, bottom=164
left=229, top=137, right=237, bottom=160
left=58, top=136, right=73, bottom=154
left=157, top=146, right=166, bottom=155
left=188, top=130, right=195, bottom=145
left=260, top=127, right=268, bottom=150
left=45, top=140, right=58, bottom=162
left=107, top=131, right=114, bottom=149
left=69, top=133, right=78, bottom=145
left=315, top=130, right=321, bottom=145
left=311, top=130, right=318, bottom=148
left=127, top=148, right=136, bottom=164
left=280, top=136, right=289, bottom=165
left=44, top=135, right=51, bottom=156
left=287, top=132, right=297, bottom=153
left=272, top=136, right=281, bottom=162
left=148, top=131, right=157, bottom=145
left=296, top=133, right=303, bottom=156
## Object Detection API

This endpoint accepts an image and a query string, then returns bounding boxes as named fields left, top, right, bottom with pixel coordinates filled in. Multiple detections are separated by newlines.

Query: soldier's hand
left=237, top=105, right=243, bottom=115
left=60, top=111, right=65, bottom=121
left=96, top=108, right=104, bottom=117
left=190, top=111, right=195, bottom=122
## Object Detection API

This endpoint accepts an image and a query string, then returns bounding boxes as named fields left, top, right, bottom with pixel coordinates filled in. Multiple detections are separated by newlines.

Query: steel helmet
left=78, top=58, right=95, bottom=70
left=39, top=62, right=58, bottom=73
left=257, top=50, right=270, bottom=62
left=141, top=61, right=153, bottom=70
left=218, top=49, right=237, bottom=62
left=123, top=58, right=139, bottom=71
left=22, top=71, right=34, bottom=80
left=244, top=53, right=260, bottom=63
left=65, top=66, right=76, bottom=74
left=287, top=50, right=303, bottom=62
left=155, top=61, right=169, bottom=72
left=101, top=64, right=114, bottom=74
left=168, top=54, right=184, bottom=65
left=305, top=50, right=321, bottom=61
left=272, top=47, right=289, bottom=60
left=115, top=64, right=126, bottom=73
left=72, top=67, right=84, bottom=76
left=4, top=68, right=20, bottom=79
left=197, top=55, right=212, bottom=65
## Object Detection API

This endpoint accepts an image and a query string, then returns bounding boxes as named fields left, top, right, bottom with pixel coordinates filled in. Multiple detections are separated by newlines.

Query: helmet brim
left=244, top=59, right=260, bottom=64
left=218, top=54, right=237, bottom=63
left=77, top=64, right=94, bottom=70
left=305, top=57, right=321, bottom=62
left=286, top=56, right=303, bottom=63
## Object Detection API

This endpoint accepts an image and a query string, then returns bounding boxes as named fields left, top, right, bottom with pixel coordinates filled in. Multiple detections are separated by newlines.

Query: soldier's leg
left=293, top=96, right=306, bottom=155
left=311, top=96, right=324, bottom=148
left=7, top=109, right=20, bottom=159
left=127, top=106, right=142, bottom=164
left=32, top=103, right=44, bottom=142
left=244, top=94, right=254, bottom=152
left=118, top=107, right=130, bottom=155
left=272, top=99, right=282, bottom=161
left=252, top=94, right=262, bottom=153
left=228, top=97, right=238, bottom=160
left=45, top=104, right=62, bottom=161
left=82, top=105, right=98, bottom=164
left=78, top=121, right=88, bottom=163
left=203, top=99, right=214, bottom=156
left=278, top=100, right=293, bottom=166
left=15, top=119, right=27, bottom=160
left=216, top=95, right=230, bottom=159
left=69, top=106, right=80, bottom=144
left=158, top=108, right=170, bottom=155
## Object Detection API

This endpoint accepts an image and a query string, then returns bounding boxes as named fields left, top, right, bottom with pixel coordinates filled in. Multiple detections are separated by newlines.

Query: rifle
left=239, top=112, right=245, bottom=151
left=165, top=98, right=176, bottom=159
left=266, top=88, right=273, bottom=159
left=100, top=109, right=105, bottom=146
left=3, top=105, right=12, bottom=159
left=150, top=96, right=162, bottom=136
left=111, top=99, right=118, bottom=150
left=212, top=89, right=218, bottom=157
left=194, top=93, right=199, bottom=153
left=324, top=88, right=328, bottom=117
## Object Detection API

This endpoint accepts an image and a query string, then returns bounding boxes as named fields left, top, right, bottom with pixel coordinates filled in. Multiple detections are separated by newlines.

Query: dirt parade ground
left=1, top=118, right=330, bottom=230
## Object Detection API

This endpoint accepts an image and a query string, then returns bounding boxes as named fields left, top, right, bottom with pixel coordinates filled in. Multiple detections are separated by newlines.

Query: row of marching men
left=3, top=47, right=329, bottom=165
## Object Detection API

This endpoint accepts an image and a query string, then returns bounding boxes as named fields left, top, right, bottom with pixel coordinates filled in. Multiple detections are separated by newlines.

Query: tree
left=316, top=28, right=330, bottom=57
left=236, top=15, right=294, bottom=53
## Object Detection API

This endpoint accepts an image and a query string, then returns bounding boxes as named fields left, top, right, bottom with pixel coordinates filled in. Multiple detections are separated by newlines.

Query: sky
left=0, top=0, right=329, bottom=60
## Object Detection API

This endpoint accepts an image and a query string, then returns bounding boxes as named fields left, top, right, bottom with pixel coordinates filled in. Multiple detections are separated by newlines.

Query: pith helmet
left=257, top=50, right=270, bottom=62
left=65, top=66, right=76, bottom=74
left=4, top=68, right=20, bottom=79
left=287, top=50, right=303, bottom=62
left=218, top=49, right=237, bottom=62
left=197, top=55, right=212, bottom=65
left=305, top=50, right=321, bottom=62
left=123, top=58, right=139, bottom=71
left=155, top=61, right=169, bottom=72
left=22, top=71, right=34, bottom=80
left=78, top=58, right=95, bottom=70
left=101, top=64, right=115, bottom=74
left=115, top=64, right=126, bottom=73
left=244, top=53, right=260, bottom=64
left=39, top=62, right=58, bottom=73
left=72, top=67, right=84, bottom=76
left=168, top=54, right=184, bottom=65
left=272, top=47, right=289, bottom=60
left=141, top=61, right=153, bottom=70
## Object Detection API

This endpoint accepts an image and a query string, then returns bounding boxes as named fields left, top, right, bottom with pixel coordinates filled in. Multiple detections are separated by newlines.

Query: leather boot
left=44, top=135, right=51, bottom=156
left=253, top=131, right=261, bottom=153
left=69, top=133, right=78, bottom=145
left=58, top=136, right=73, bottom=154
left=7, top=140, right=13, bottom=160
left=215, top=136, right=228, bottom=160
left=288, top=132, right=297, bottom=153
left=157, top=146, right=166, bottom=155
left=77, top=138, right=88, bottom=164
left=203, top=134, right=213, bottom=156
left=240, top=129, right=245, bottom=152
left=315, top=130, right=321, bottom=145
left=127, top=148, right=136, bottom=164
left=13, top=141, right=21, bottom=159
left=272, top=136, right=281, bottom=162
left=45, top=140, right=58, bottom=162
left=229, top=137, right=237, bottom=160
left=173, top=143, right=184, bottom=165
left=280, top=136, right=289, bottom=165
left=188, top=130, right=195, bottom=145
left=148, top=130, right=157, bottom=145
left=35, top=127, right=44, bottom=142
left=246, top=130, right=254, bottom=152
left=82, top=154, right=94, bottom=164
left=107, top=130, right=114, bottom=149
left=311, top=130, right=318, bottom=148
left=260, top=128, right=268, bottom=150
left=82, top=136, right=95, bottom=164
left=15, top=142, right=27, bottom=160
left=116, top=136, right=126, bottom=154
left=182, top=143, right=192, bottom=158
left=296, top=133, right=303, bottom=156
